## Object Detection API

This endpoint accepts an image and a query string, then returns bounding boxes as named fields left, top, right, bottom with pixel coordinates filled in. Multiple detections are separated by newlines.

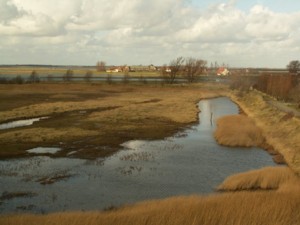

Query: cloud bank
left=0, top=0, right=299, bottom=67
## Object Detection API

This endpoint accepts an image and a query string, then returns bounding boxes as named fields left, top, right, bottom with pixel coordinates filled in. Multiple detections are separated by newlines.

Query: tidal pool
left=0, top=97, right=276, bottom=214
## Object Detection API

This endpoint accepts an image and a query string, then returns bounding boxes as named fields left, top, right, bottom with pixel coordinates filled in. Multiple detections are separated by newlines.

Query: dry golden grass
left=0, top=66, right=162, bottom=77
left=218, top=166, right=300, bottom=191
left=1, top=189, right=299, bottom=225
left=0, top=128, right=99, bottom=143
left=0, top=84, right=213, bottom=123
left=214, top=114, right=264, bottom=147
left=0, top=84, right=223, bottom=124
left=229, top=90, right=300, bottom=174
left=0, top=66, right=102, bottom=76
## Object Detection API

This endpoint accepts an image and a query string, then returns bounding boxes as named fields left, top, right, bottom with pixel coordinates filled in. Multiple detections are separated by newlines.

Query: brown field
left=0, top=66, right=161, bottom=77
left=214, top=114, right=264, bottom=147
left=0, top=83, right=225, bottom=158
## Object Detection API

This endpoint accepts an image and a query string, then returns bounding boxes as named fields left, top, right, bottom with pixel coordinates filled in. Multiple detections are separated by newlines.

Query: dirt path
left=264, top=97, right=300, bottom=117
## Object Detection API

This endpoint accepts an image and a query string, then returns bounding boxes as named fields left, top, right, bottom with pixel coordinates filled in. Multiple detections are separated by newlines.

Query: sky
left=0, top=0, right=300, bottom=68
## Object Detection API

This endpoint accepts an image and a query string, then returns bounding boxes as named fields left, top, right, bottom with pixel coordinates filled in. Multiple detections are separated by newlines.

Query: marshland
left=0, top=69, right=299, bottom=225
left=2, top=0, right=300, bottom=223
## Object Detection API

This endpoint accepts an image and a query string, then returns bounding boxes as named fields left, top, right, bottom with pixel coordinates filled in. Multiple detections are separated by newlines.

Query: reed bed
left=1, top=189, right=299, bottom=225
left=214, top=114, right=264, bottom=147
left=217, top=166, right=300, bottom=192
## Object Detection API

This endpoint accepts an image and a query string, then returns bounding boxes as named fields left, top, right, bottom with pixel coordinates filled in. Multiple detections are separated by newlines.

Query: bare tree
left=106, top=74, right=112, bottom=84
left=256, top=73, right=297, bottom=101
left=122, top=74, right=130, bottom=84
left=14, top=75, right=24, bottom=84
left=289, top=84, right=300, bottom=108
left=160, top=64, right=170, bottom=83
left=85, top=70, right=93, bottom=82
left=287, top=60, right=300, bottom=73
left=63, top=69, right=73, bottom=82
left=47, top=74, right=53, bottom=82
left=168, top=57, right=184, bottom=83
left=96, top=61, right=106, bottom=72
left=184, top=58, right=207, bottom=83
left=124, top=66, right=130, bottom=76
left=28, top=70, right=40, bottom=83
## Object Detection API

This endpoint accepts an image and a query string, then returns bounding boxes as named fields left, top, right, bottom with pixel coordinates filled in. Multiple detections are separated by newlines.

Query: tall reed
left=214, top=114, right=264, bottom=147
left=1, top=190, right=299, bottom=225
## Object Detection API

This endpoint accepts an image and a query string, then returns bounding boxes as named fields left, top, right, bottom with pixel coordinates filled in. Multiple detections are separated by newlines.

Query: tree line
left=0, top=69, right=95, bottom=84
left=287, top=60, right=300, bottom=74
left=255, top=73, right=298, bottom=102
left=229, top=72, right=299, bottom=107
left=160, top=57, right=207, bottom=83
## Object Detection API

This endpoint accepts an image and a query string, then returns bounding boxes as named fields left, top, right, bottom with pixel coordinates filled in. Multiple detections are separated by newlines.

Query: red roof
left=217, top=67, right=226, bottom=74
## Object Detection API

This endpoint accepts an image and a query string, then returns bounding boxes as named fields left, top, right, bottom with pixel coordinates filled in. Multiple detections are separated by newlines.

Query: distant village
left=104, top=64, right=289, bottom=76
left=106, top=65, right=230, bottom=76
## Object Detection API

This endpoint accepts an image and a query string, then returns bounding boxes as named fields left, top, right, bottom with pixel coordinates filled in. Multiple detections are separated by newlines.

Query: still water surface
left=0, top=97, right=276, bottom=214
left=0, top=117, right=48, bottom=130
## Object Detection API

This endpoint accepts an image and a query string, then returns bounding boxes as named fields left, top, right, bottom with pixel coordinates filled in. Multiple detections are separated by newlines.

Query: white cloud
left=175, top=3, right=247, bottom=43
left=0, top=0, right=300, bottom=67
left=0, top=0, right=22, bottom=22
left=245, top=5, right=296, bottom=41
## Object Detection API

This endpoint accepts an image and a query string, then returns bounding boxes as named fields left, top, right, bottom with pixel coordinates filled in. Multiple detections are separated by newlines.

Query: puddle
left=0, top=117, right=48, bottom=130
left=27, top=147, right=62, bottom=154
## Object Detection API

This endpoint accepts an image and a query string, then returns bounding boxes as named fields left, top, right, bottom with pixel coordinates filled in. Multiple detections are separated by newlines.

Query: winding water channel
left=0, top=97, right=276, bottom=214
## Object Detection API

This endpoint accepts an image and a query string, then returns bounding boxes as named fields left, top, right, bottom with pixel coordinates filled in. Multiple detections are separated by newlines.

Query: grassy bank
left=0, top=83, right=225, bottom=158
left=229, top=90, right=300, bottom=174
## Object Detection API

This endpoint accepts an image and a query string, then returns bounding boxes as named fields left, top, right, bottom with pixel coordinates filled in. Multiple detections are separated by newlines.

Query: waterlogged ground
left=0, top=97, right=276, bottom=214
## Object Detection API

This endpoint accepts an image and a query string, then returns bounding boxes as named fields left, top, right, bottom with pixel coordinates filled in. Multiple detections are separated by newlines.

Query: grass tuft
left=217, top=166, right=300, bottom=192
